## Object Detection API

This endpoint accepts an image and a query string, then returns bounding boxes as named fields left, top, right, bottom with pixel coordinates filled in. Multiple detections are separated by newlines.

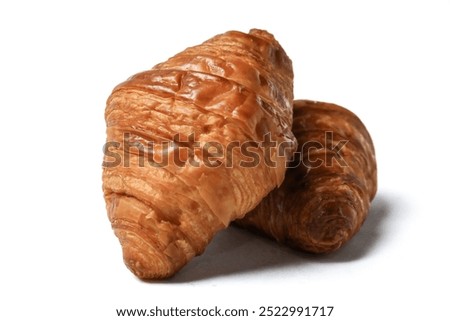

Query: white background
left=1, top=1, right=449, bottom=320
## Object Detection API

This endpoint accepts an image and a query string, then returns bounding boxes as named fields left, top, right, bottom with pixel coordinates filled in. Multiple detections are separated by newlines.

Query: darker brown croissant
left=102, top=29, right=296, bottom=279
left=236, top=100, right=377, bottom=253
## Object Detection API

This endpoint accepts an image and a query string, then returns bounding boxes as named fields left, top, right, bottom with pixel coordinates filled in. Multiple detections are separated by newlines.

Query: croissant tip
left=115, top=229, right=176, bottom=280
left=303, top=201, right=359, bottom=253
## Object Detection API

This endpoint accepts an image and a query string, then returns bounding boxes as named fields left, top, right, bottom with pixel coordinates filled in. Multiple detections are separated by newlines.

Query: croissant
left=102, top=29, right=296, bottom=279
left=236, top=100, right=377, bottom=253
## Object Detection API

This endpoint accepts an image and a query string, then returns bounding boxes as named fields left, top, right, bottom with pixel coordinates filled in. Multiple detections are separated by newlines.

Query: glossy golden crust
left=236, top=100, right=377, bottom=253
left=102, top=29, right=295, bottom=279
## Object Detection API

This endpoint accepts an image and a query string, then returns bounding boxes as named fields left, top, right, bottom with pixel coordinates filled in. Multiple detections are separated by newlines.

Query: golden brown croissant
left=102, top=29, right=296, bottom=279
left=236, top=100, right=377, bottom=253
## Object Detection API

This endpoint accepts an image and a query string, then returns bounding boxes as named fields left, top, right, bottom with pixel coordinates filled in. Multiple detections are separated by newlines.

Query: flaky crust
left=102, top=29, right=295, bottom=279
left=236, top=100, right=377, bottom=253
